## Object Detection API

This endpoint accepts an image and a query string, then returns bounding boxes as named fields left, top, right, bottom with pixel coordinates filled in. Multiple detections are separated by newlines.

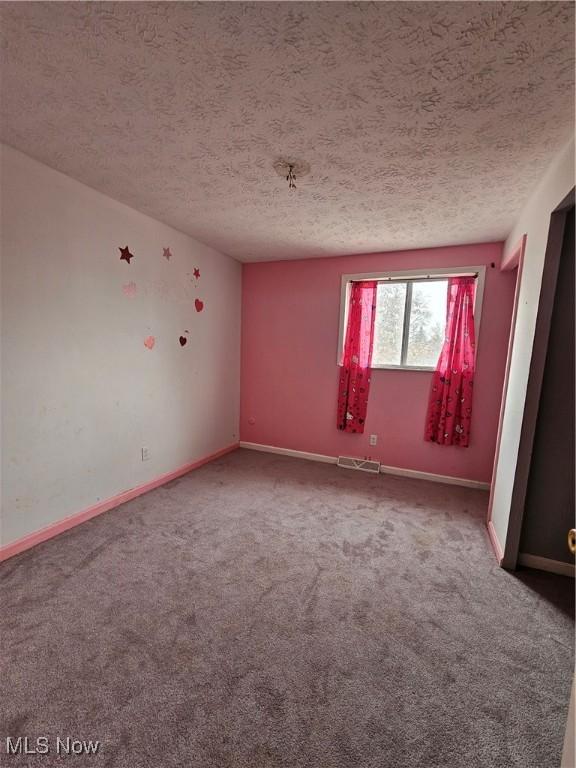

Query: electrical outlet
left=369, top=434, right=378, bottom=446
left=141, top=447, right=150, bottom=462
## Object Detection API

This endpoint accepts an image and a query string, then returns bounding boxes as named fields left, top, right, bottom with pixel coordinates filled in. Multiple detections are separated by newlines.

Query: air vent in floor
left=337, top=456, right=381, bottom=474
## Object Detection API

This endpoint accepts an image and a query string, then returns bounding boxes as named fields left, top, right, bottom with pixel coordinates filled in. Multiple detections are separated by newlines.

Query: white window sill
left=337, top=363, right=435, bottom=372
left=371, top=365, right=435, bottom=372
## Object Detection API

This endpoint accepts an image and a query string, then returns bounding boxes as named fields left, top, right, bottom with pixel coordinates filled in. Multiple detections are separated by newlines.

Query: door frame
left=501, top=187, right=575, bottom=570
left=486, top=234, right=526, bottom=564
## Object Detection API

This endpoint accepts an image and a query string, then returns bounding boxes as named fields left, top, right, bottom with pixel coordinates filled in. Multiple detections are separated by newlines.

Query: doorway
left=519, top=205, right=574, bottom=569
left=503, top=190, right=575, bottom=572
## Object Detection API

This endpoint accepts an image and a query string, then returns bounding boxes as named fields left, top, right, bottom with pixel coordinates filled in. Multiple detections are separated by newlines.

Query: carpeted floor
left=0, top=449, right=573, bottom=768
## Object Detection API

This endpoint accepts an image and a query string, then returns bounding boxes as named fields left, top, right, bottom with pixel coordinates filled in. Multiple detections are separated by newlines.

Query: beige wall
left=1, top=145, right=241, bottom=546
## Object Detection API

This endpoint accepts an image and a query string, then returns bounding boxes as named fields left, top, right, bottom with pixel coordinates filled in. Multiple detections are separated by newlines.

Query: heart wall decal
left=144, top=336, right=155, bottom=350
left=122, top=281, right=137, bottom=298
left=179, top=336, right=187, bottom=347
left=195, top=299, right=204, bottom=313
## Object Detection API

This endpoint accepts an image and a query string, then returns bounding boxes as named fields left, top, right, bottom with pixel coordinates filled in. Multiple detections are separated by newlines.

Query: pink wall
left=241, top=243, right=516, bottom=484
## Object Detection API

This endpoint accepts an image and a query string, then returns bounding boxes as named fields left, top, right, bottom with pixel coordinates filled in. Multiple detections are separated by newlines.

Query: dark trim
left=502, top=188, right=575, bottom=569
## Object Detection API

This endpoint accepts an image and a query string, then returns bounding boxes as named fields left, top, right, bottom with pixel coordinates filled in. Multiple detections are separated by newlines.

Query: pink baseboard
left=0, top=443, right=239, bottom=564
left=486, top=520, right=504, bottom=565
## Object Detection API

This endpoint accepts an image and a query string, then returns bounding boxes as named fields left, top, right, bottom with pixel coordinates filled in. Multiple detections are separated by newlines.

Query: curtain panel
left=336, top=281, right=377, bottom=433
left=425, top=276, right=476, bottom=447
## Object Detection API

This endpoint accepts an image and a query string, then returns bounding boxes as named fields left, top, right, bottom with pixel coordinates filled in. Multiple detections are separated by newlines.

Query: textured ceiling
left=0, top=2, right=574, bottom=262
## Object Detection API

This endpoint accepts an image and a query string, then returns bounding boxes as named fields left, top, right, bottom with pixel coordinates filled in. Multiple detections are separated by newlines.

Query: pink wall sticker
left=193, top=267, right=200, bottom=279
left=122, top=281, right=137, bottom=297
left=163, top=247, right=172, bottom=260
left=195, top=299, right=204, bottom=312
left=144, top=336, right=155, bottom=350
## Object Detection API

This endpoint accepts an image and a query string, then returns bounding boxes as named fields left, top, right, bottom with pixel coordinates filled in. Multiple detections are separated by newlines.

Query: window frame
left=337, top=266, right=486, bottom=371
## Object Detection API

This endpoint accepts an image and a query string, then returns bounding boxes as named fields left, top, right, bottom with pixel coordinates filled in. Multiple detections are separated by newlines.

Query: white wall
left=490, top=138, right=574, bottom=552
left=1, top=145, right=241, bottom=547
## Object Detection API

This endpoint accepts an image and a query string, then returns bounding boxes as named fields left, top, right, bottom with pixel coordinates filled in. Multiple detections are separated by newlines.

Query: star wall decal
left=193, top=267, right=200, bottom=279
left=119, top=246, right=134, bottom=264
left=163, top=247, right=172, bottom=261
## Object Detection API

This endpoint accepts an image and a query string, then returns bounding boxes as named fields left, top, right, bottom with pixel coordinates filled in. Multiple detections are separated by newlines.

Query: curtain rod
left=353, top=272, right=479, bottom=282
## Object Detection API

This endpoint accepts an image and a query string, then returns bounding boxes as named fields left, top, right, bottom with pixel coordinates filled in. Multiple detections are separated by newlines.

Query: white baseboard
left=239, top=442, right=490, bottom=490
left=518, top=553, right=575, bottom=578
left=379, top=464, right=490, bottom=490
left=239, top=442, right=337, bottom=465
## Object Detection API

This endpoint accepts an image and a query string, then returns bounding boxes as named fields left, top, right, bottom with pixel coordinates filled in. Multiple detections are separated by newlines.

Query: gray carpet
left=0, top=449, right=573, bottom=768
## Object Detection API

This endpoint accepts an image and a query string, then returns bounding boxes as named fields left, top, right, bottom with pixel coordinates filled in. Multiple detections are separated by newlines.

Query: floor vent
left=337, top=456, right=381, bottom=474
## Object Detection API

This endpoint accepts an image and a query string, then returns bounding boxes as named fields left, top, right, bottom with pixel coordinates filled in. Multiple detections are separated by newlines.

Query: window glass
left=406, top=280, right=447, bottom=367
left=372, top=282, right=407, bottom=366
left=371, top=279, right=451, bottom=368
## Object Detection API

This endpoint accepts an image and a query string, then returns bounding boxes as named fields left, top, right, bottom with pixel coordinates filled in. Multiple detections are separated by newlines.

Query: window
left=337, top=267, right=485, bottom=371
left=373, top=279, right=448, bottom=369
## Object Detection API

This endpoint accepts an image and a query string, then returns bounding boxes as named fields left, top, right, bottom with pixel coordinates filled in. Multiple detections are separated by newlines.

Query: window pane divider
left=399, top=282, right=412, bottom=367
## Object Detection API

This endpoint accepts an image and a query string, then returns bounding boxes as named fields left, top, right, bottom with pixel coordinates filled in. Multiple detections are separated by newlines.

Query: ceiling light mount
left=273, top=158, right=310, bottom=191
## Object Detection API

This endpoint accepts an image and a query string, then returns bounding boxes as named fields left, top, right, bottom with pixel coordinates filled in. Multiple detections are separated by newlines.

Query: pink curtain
left=425, top=277, right=476, bottom=447
left=337, top=281, right=377, bottom=433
